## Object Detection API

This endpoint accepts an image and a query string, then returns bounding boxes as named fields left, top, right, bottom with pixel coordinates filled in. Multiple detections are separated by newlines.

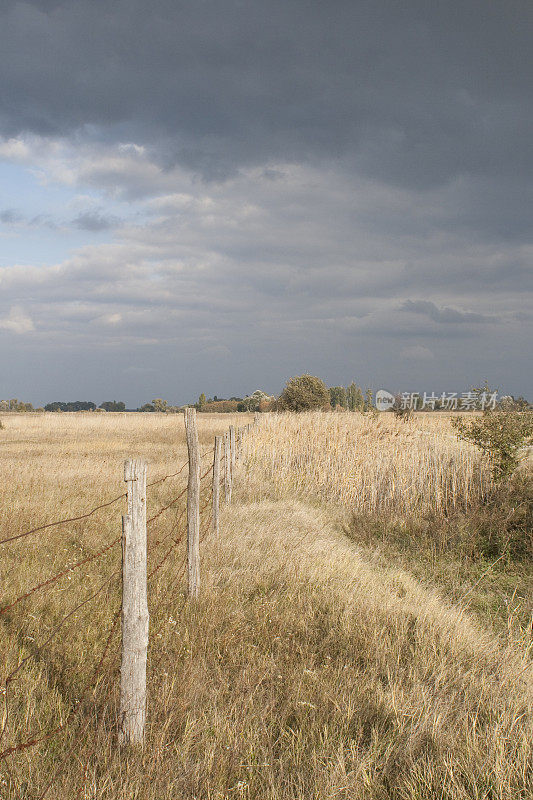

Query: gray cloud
left=401, top=300, right=497, bottom=324
left=72, top=210, right=120, bottom=231
left=0, top=1, right=531, bottom=192
left=0, top=1, right=531, bottom=403
left=0, top=208, right=24, bottom=224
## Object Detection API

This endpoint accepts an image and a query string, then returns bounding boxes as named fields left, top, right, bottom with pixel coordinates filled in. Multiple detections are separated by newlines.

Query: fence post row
left=185, top=407, right=201, bottom=599
left=118, top=417, right=252, bottom=743
left=120, top=458, right=149, bottom=747
left=212, top=435, right=222, bottom=538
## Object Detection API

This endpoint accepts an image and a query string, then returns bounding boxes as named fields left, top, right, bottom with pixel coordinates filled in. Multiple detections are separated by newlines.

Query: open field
left=0, top=411, right=532, bottom=799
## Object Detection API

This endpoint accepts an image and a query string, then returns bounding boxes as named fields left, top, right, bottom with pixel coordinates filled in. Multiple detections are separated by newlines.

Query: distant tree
left=139, top=403, right=155, bottom=412
left=347, top=382, right=364, bottom=411
left=5, top=398, right=33, bottom=411
left=99, top=401, right=126, bottom=412
left=197, top=393, right=207, bottom=411
left=152, top=398, right=168, bottom=413
left=201, top=400, right=239, bottom=413
left=44, top=401, right=95, bottom=412
left=363, top=388, right=374, bottom=412
left=277, top=374, right=330, bottom=412
left=499, top=395, right=531, bottom=411
left=329, top=386, right=348, bottom=409
left=240, top=389, right=274, bottom=412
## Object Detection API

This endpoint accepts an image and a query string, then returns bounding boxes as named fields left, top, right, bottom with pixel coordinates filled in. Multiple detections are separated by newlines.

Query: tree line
left=1, top=377, right=529, bottom=415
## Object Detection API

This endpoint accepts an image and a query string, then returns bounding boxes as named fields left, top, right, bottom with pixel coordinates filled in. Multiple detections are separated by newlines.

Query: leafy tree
left=277, top=374, right=330, bottom=412
left=197, top=393, right=207, bottom=410
left=241, top=390, right=274, bottom=412
left=99, top=401, right=126, bottom=412
left=139, top=403, right=155, bottom=412
left=329, top=386, right=348, bottom=409
left=347, top=382, right=364, bottom=411
left=44, top=401, right=95, bottom=412
left=152, top=398, right=168, bottom=413
left=363, top=388, right=374, bottom=412
left=452, top=411, right=533, bottom=481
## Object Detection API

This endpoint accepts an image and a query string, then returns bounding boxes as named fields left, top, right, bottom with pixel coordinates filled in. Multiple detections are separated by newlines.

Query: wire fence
left=0, top=413, right=255, bottom=798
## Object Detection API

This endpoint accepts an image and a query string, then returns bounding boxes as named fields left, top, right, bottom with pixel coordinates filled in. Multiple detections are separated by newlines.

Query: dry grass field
left=0, top=411, right=531, bottom=799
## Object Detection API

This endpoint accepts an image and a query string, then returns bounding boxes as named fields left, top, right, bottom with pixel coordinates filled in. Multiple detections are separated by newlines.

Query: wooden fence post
left=224, top=431, right=232, bottom=503
left=120, top=458, right=149, bottom=747
left=212, top=436, right=222, bottom=538
left=229, top=425, right=236, bottom=475
left=236, top=428, right=242, bottom=463
left=254, top=412, right=259, bottom=426
left=184, top=408, right=200, bottom=598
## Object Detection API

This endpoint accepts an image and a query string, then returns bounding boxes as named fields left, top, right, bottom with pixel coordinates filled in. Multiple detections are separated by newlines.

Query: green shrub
left=452, top=410, right=533, bottom=481
left=277, top=374, right=330, bottom=412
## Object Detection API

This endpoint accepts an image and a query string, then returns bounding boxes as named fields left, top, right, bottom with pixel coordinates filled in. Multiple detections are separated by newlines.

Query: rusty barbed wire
left=0, top=445, right=214, bottom=548
left=0, top=536, right=121, bottom=616
left=0, top=605, right=121, bottom=761
left=0, top=493, right=126, bottom=546
left=147, top=485, right=188, bottom=525
left=0, top=433, right=223, bottom=795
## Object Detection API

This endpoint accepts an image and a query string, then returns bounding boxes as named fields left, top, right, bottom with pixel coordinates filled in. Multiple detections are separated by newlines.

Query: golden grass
left=0, top=411, right=531, bottom=799
left=241, top=411, right=492, bottom=516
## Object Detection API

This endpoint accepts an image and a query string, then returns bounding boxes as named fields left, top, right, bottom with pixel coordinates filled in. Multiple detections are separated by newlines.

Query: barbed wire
left=0, top=432, right=227, bottom=796
left=0, top=604, right=121, bottom=761
left=0, top=445, right=214, bottom=549
left=0, top=536, right=121, bottom=616
left=0, top=493, right=127, bottom=547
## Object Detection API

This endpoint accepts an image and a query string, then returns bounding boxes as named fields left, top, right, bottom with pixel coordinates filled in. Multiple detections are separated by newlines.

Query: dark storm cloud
left=0, top=0, right=532, bottom=191
left=0, top=1, right=531, bottom=402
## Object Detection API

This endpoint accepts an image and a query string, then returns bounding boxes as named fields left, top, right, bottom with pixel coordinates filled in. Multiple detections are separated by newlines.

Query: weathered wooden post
left=212, top=436, right=222, bottom=537
left=224, top=431, right=232, bottom=503
left=229, top=425, right=236, bottom=474
left=185, top=408, right=200, bottom=598
left=254, top=412, right=259, bottom=426
left=120, top=458, right=149, bottom=747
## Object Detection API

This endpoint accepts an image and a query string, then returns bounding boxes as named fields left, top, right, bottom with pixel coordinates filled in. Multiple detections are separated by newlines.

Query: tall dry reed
left=243, top=411, right=492, bottom=516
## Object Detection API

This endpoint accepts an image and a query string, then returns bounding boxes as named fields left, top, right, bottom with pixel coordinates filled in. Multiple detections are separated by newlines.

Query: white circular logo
left=376, top=389, right=395, bottom=411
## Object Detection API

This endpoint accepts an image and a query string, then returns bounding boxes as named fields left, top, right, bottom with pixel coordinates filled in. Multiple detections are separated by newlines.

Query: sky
left=0, top=0, right=531, bottom=407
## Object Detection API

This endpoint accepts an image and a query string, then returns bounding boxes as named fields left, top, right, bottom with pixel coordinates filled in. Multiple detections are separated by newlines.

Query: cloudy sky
left=0, top=0, right=531, bottom=406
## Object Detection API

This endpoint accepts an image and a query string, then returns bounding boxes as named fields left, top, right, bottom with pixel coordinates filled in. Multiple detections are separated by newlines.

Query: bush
left=277, top=374, right=330, bottom=412
left=452, top=410, right=533, bottom=481
left=201, top=400, right=239, bottom=413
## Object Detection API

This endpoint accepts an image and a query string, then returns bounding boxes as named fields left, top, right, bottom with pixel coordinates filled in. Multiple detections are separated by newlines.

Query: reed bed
left=243, top=411, right=492, bottom=516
